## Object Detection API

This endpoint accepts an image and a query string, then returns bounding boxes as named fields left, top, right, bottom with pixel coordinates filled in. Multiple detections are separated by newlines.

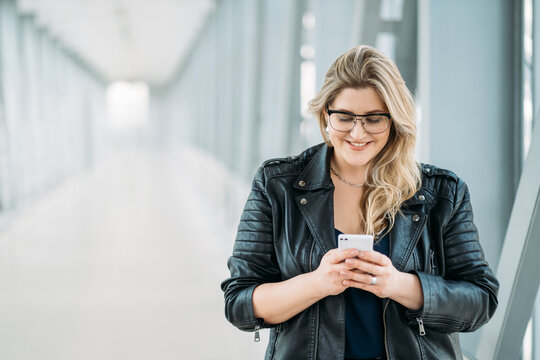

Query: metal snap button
left=412, top=214, right=420, bottom=222
left=300, top=198, right=308, bottom=205
left=298, top=180, right=306, bottom=187
left=418, top=195, right=425, bottom=201
left=425, top=167, right=431, bottom=173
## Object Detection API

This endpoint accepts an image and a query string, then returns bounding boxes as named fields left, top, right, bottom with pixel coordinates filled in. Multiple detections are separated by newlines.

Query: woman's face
left=326, top=87, right=391, bottom=171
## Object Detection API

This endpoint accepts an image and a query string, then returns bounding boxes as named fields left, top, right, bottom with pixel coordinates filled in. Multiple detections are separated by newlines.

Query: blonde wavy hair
left=308, top=45, right=421, bottom=237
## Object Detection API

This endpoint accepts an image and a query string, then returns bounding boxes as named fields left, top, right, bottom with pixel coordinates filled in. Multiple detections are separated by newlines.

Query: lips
left=346, top=140, right=370, bottom=150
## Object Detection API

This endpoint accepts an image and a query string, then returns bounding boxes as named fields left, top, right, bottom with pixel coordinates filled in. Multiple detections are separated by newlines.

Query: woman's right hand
left=252, top=247, right=360, bottom=324
left=311, top=248, right=359, bottom=297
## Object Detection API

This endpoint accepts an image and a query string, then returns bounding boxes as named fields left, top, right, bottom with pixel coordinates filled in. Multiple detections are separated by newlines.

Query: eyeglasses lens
left=329, top=113, right=388, bottom=134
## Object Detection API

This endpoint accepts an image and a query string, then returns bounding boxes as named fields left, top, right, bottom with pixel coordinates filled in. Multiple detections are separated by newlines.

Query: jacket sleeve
left=220, top=166, right=281, bottom=331
left=405, top=178, right=499, bottom=333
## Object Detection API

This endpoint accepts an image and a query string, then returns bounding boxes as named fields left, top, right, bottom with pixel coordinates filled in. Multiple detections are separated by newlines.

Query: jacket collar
left=293, top=143, right=334, bottom=191
left=292, top=143, right=435, bottom=205
left=294, top=143, right=432, bottom=258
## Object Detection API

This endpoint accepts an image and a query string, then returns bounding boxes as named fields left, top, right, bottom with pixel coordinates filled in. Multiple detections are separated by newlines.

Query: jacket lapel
left=294, top=144, right=336, bottom=254
left=389, top=210, right=427, bottom=272
left=390, top=186, right=434, bottom=270
left=296, top=189, right=336, bottom=254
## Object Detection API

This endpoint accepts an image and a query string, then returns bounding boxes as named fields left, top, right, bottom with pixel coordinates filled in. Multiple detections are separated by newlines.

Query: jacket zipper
left=411, top=216, right=428, bottom=339
left=309, top=240, right=319, bottom=359
left=383, top=300, right=390, bottom=357
left=254, top=324, right=261, bottom=342
left=416, top=318, right=426, bottom=336
left=430, top=250, right=436, bottom=274
left=254, top=318, right=264, bottom=342
left=269, top=324, right=282, bottom=360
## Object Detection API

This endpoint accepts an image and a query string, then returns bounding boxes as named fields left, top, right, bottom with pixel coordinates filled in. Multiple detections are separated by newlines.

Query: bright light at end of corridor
left=106, top=81, right=149, bottom=128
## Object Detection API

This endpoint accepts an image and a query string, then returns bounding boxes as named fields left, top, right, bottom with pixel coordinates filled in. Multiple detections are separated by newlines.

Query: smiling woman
left=309, top=47, right=420, bottom=239
left=221, top=45, right=499, bottom=360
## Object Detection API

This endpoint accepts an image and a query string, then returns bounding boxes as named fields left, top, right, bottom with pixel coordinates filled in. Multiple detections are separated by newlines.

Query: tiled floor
left=0, top=146, right=267, bottom=359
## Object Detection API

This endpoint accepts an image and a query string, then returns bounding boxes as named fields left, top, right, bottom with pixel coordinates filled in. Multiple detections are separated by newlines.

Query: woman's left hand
left=339, top=251, right=424, bottom=310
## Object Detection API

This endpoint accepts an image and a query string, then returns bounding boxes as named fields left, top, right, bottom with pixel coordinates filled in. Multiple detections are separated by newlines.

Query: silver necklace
left=330, top=166, right=364, bottom=188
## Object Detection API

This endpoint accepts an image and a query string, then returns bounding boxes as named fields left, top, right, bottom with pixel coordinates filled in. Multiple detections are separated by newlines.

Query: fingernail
left=340, top=270, right=348, bottom=276
left=350, top=250, right=358, bottom=256
left=359, top=252, right=365, bottom=257
left=343, top=280, right=350, bottom=286
left=345, top=259, right=354, bottom=265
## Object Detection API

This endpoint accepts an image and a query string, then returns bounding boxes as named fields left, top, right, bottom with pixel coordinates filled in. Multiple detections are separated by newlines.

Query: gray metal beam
left=534, top=0, right=540, bottom=127
left=476, top=116, right=540, bottom=359
left=533, top=4, right=540, bottom=356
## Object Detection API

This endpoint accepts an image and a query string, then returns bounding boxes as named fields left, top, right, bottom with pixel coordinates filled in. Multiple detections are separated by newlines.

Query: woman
left=221, top=45, right=499, bottom=360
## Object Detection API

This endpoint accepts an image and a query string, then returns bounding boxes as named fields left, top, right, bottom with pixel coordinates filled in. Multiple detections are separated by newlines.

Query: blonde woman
left=221, top=46, right=499, bottom=360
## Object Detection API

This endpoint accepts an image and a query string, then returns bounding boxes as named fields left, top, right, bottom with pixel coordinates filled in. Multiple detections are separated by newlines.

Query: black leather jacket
left=221, top=143, right=499, bottom=360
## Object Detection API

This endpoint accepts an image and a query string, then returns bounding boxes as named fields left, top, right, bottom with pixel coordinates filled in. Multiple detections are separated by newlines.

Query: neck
left=330, top=153, right=369, bottom=184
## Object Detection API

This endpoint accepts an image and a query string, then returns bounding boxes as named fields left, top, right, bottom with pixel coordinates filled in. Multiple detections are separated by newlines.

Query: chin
left=342, top=154, right=373, bottom=168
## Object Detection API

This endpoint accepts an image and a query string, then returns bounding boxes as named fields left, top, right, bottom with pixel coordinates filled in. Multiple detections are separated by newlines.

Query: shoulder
left=420, top=163, right=458, bottom=182
left=259, top=143, right=324, bottom=180
left=420, top=163, right=468, bottom=204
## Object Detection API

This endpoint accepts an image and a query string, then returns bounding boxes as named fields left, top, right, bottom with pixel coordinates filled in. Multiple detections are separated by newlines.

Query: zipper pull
left=254, top=324, right=261, bottom=342
left=417, top=318, right=426, bottom=336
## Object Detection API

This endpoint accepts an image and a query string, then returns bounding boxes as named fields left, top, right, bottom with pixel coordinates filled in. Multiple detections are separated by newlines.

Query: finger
left=344, top=258, right=384, bottom=275
left=322, top=248, right=340, bottom=263
left=340, top=270, right=372, bottom=284
left=329, top=248, right=359, bottom=264
left=358, top=251, right=391, bottom=266
left=343, top=280, right=383, bottom=297
left=347, top=268, right=370, bottom=275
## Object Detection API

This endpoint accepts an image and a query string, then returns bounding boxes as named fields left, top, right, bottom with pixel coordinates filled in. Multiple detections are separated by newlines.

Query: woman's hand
left=253, top=247, right=362, bottom=324
left=312, top=248, right=362, bottom=297
left=340, top=251, right=424, bottom=310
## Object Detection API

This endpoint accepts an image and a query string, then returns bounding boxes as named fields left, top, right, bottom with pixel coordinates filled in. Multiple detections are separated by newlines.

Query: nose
left=349, top=119, right=366, bottom=138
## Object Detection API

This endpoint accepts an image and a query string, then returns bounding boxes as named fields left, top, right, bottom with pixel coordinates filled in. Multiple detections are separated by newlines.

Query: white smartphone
left=337, top=234, right=374, bottom=252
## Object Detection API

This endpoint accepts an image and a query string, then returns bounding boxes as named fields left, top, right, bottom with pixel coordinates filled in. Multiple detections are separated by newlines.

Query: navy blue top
left=335, top=229, right=389, bottom=360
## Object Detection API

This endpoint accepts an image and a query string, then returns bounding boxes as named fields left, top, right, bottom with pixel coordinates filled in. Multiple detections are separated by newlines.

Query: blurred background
left=0, top=0, right=539, bottom=359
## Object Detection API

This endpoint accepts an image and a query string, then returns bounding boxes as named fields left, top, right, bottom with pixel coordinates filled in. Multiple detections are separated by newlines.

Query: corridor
left=0, top=145, right=265, bottom=359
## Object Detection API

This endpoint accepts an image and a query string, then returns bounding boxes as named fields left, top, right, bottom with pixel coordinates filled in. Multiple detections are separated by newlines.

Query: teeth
left=350, top=142, right=368, bottom=147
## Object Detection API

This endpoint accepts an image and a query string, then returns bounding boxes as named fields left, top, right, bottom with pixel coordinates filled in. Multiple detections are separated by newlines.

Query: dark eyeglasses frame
left=326, top=106, right=391, bottom=134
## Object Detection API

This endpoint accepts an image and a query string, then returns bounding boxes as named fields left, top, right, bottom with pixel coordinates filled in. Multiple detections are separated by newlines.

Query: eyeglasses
left=326, top=106, right=391, bottom=134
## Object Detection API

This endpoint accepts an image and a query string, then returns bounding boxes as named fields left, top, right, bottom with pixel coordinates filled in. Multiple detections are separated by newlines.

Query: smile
left=344, top=140, right=371, bottom=151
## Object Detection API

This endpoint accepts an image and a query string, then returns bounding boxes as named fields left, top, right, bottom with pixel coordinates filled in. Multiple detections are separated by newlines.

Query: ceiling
left=17, top=0, right=216, bottom=86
